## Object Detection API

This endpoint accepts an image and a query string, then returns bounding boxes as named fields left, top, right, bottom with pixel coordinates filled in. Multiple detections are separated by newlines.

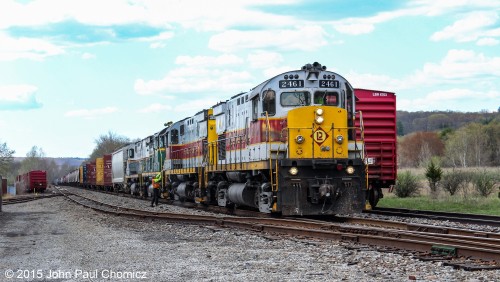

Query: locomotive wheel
left=368, top=187, right=381, bottom=208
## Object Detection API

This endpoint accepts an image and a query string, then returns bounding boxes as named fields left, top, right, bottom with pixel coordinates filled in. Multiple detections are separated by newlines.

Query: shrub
left=473, top=170, right=497, bottom=197
left=395, top=171, right=420, bottom=198
left=425, top=159, right=442, bottom=193
left=441, top=169, right=472, bottom=196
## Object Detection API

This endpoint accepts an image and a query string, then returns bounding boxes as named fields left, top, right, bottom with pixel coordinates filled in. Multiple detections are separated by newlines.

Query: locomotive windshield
left=280, top=92, right=311, bottom=106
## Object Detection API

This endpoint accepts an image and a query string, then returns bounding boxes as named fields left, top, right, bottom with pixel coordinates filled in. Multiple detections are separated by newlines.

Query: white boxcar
left=112, top=148, right=125, bottom=191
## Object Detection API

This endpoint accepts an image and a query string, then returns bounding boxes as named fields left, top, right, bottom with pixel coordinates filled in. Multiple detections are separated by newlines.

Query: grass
left=378, top=195, right=500, bottom=216
left=379, top=166, right=500, bottom=215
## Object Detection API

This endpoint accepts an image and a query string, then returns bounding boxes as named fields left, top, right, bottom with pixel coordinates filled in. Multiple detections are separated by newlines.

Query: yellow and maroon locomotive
left=161, top=62, right=368, bottom=215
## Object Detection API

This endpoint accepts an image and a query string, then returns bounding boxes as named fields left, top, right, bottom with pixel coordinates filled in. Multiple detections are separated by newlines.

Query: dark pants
left=151, top=188, right=160, bottom=206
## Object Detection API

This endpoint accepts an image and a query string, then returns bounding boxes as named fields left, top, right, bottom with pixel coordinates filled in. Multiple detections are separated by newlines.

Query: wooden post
left=0, top=175, right=3, bottom=212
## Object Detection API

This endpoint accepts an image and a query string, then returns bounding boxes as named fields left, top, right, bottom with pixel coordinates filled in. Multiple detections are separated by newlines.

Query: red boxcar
left=354, top=88, right=397, bottom=206
left=15, top=170, right=47, bottom=193
left=86, top=161, right=96, bottom=188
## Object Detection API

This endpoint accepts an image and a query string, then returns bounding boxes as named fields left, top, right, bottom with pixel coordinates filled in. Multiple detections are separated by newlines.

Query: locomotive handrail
left=204, top=133, right=247, bottom=171
left=356, top=110, right=369, bottom=190
left=357, top=111, right=368, bottom=161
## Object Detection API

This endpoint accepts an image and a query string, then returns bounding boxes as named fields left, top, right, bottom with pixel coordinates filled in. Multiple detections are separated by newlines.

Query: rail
left=57, top=186, right=500, bottom=266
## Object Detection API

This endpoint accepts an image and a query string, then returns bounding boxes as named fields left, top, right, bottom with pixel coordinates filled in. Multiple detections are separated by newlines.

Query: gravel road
left=1, top=190, right=499, bottom=282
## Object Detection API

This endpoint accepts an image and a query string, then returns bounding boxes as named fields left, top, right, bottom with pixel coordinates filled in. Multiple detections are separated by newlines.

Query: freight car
left=354, top=89, right=397, bottom=207
left=15, top=170, right=47, bottom=193
left=61, top=62, right=397, bottom=214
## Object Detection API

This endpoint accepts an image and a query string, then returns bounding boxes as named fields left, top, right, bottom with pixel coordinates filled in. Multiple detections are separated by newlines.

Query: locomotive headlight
left=315, top=116, right=324, bottom=124
left=346, top=166, right=355, bottom=175
left=336, top=135, right=344, bottom=144
left=295, top=135, right=305, bottom=144
left=315, top=108, right=324, bottom=116
left=289, top=167, right=299, bottom=176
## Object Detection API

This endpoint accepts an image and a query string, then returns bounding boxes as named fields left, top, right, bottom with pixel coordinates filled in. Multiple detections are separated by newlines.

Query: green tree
left=396, top=120, right=404, bottom=136
left=395, top=171, right=420, bottom=198
left=0, top=141, right=15, bottom=176
left=89, top=131, right=130, bottom=160
left=425, top=159, right=443, bottom=194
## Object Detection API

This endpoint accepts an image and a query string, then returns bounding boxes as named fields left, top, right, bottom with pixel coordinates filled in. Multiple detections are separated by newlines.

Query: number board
left=279, top=80, right=304, bottom=88
left=319, top=80, right=340, bottom=88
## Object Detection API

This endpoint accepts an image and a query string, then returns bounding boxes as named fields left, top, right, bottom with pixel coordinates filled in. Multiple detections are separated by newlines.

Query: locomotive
left=61, top=62, right=397, bottom=216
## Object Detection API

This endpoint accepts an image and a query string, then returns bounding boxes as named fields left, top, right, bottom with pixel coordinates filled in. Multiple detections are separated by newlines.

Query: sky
left=1, top=0, right=499, bottom=158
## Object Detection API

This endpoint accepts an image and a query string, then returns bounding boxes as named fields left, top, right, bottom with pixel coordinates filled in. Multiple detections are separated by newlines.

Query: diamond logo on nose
left=312, top=128, right=329, bottom=145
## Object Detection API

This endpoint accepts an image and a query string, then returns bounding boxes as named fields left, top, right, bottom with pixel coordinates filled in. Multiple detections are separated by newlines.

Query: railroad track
left=56, top=186, right=500, bottom=270
left=365, top=207, right=500, bottom=227
left=2, top=193, right=62, bottom=205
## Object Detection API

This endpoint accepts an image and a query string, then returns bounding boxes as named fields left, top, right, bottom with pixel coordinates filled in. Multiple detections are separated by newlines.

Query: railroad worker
left=151, top=173, right=161, bottom=207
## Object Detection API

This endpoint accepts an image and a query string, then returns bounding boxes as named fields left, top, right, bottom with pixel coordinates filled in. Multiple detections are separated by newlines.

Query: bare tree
left=89, top=131, right=130, bottom=160
left=398, top=132, right=445, bottom=167
left=444, top=122, right=496, bottom=167
left=20, top=146, right=47, bottom=173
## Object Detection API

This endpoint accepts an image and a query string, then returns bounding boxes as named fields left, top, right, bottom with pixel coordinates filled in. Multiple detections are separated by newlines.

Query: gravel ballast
left=1, top=191, right=499, bottom=281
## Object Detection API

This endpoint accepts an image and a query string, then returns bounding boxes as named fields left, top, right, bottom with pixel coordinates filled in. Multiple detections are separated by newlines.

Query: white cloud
left=247, top=51, right=284, bottom=69
left=0, top=84, right=42, bottom=110
left=175, top=54, right=244, bottom=67
left=137, top=31, right=174, bottom=49
left=349, top=50, right=500, bottom=113
left=398, top=88, right=500, bottom=111
left=476, top=37, right=499, bottom=46
left=81, top=52, right=96, bottom=59
left=352, top=49, right=500, bottom=90
left=346, top=71, right=403, bottom=91
left=134, top=67, right=254, bottom=96
left=407, top=49, right=500, bottom=86
left=331, top=6, right=420, bottom=35
left=65, top=107, right=118, bottom=118
left=408, top=0, right=500, bottom=16
left=331, top=0, right=500, bottom=35
left=0, top=85, right=37, bottom=102
left=0, top=0, right=297, bottom=31
left=430, top=11, right=499, bottom=42
left=0, top=32, right=65, bottom=61
left=173, top=98, right=221, bottom=113
left=137, top=103, right=172, bottom=113
left=209, top=25, right=327, bottom=52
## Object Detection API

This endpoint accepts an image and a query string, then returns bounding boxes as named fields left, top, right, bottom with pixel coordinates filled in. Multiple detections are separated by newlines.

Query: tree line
left=398, top=117, right=499, bottom=168
left=397, top=110, right=498, bottom=136
left=0, top=131, right=130, bottom=185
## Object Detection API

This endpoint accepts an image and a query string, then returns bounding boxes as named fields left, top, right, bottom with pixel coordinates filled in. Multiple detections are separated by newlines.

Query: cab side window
left=314, top=92, right=338, bottom=106
left=170, top=129, right=179, bottom=145
left=252, top=97, right=259, bottom=120
left=262, top=90, right=276, bottom=116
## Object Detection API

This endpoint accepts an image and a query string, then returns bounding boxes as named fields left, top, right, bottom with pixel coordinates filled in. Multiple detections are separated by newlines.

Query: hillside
left=397, top=110, right=499, bottom=136
left=13, top=157, right=86, bottom=168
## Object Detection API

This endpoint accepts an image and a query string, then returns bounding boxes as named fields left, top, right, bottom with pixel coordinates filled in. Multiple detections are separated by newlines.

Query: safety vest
left=153, top=173, right=161, bottom=189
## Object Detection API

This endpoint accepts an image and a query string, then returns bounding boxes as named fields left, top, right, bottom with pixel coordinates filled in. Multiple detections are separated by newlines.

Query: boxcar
left=15, top=170, right=47, bottom=193
left=95, top=155, right=112, bottom=190
left=354, top=88, right=397, bottom=206
left=86, top=161, right=96, bottom=189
